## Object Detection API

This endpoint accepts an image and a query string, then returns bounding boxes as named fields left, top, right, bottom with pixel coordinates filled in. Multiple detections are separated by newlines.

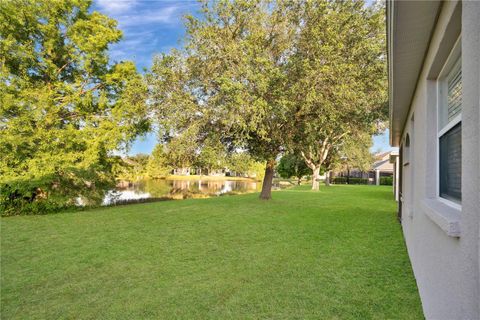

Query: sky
left=93, top=0, right=393, bottom=155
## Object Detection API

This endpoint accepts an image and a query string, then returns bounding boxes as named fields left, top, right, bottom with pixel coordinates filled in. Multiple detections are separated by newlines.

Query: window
left=439, top=122, right=461, bottom=201
left=438, top=54, right=462, bottom=204
left=403, top=134, right=410, bottom=165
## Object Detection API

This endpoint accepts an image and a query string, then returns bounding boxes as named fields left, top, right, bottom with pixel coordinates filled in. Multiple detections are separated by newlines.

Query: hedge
left=332, top=177, right=368, bottom=185
left=380, top=176, right=393, bottom=185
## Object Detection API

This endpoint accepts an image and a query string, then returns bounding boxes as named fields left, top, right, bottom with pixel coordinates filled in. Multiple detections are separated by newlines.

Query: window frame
left=436, top=36, right=462, bottom=209
left=403, top=133, right=410, bottom=166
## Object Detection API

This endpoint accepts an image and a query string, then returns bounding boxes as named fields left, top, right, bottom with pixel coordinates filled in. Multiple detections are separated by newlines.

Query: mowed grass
left=1, top=185, right=422, bottom=319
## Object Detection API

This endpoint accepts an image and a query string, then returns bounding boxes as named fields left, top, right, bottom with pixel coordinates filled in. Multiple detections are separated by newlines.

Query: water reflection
left=103, top=179, right=262, bottom=205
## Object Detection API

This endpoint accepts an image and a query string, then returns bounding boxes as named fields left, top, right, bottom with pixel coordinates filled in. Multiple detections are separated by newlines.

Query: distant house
left=171, top=167, right=258, bottom=178
left=370, top=151, right=395, bottom=185
left=171, top=168, right=191, bottom=175
left=387, top=1, right=479, bottom=319
left=331, top=151, right=396, bottom=185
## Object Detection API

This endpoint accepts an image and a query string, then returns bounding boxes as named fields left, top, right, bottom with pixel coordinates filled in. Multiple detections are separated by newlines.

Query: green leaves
left=277, top=153, right=310, bottom=180
left=149, top=0, right=297, bottom=163
left=69, top=11, right=122, bottom=54
left=289, top=0, right=387, bottom=188
left=148, top=0, right=387, bottom=196
left=0, top=0, right=148, bottom=214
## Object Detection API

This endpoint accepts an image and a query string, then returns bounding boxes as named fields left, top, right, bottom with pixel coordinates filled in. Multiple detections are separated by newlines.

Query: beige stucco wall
left=399, top=1, right=479, bottom=319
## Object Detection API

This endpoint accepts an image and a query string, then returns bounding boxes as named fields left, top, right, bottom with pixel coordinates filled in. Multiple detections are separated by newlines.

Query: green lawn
left=1, top=185, right=422, bottom=319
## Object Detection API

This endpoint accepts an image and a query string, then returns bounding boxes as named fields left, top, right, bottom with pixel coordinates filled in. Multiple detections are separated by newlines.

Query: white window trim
left=421, top=199, right=461, bottom=237
left=435, top=36, right=462, bottom=209
left=438, top=113, right=461, bottom=137
left=423, top=36, right=462, bottom=237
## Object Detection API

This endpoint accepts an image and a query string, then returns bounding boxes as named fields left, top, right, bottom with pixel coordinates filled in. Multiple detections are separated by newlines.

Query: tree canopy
left=148, top=0, right=387, bottom=198
left=0, top=0, right=148, bottom=214
left=148, top=0, right=298, bottom=199
left=289, top=0, right=387, bottom=190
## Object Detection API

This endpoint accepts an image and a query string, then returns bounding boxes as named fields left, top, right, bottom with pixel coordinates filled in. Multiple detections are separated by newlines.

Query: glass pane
left=447, top=67, right=462, bottom=122
left=439, top=59, right=462, bottom=130
left=439, top=122, right=462, bottom=202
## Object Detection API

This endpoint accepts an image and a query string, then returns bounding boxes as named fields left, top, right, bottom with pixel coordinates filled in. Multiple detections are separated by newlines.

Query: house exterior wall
left=396, top=2, right=479, bottom=319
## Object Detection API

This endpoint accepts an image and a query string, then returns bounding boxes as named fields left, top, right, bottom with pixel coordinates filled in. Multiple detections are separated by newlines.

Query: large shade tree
left=289, top=0, right=387, bottom=190
left=148, top=0, right=298, bottom=199
left=0, top=0, right=148, bottom=214
left=148, top=0, right=387, bottom=197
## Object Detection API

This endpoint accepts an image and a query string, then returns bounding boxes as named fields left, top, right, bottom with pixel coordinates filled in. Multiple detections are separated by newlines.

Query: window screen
left=439, top=122, right=461, bottom=202
left=447, top=66, right=462, bottom=122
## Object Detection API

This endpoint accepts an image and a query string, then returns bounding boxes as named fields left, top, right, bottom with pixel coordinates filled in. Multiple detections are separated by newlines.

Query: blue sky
left=93, top=0, right=393, bottom=155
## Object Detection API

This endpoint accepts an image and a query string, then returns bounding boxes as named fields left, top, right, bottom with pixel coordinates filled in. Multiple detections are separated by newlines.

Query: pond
left=103, top=178, right=267, bottom=205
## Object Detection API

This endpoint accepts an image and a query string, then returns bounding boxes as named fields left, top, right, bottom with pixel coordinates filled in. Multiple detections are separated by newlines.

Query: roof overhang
left=387, top=0, right=442, bottom=147
left=389, top=151, right=399, bottom=163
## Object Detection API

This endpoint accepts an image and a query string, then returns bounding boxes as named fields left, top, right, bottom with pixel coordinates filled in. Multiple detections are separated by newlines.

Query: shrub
left=0, top=183, right=73, bottom=216
left=1, top=170, right=112, bottom=216
left=332, top=177, right=368, bottom=185
left=380, top=176, right=393, bottom=185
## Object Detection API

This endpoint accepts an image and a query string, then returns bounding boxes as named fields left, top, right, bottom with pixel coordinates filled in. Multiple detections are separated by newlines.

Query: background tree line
left=113, top=144, right=266, bottom=182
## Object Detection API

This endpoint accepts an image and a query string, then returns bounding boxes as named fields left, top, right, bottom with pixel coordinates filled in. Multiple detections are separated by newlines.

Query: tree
left=289, top=0, right=387, bottom=190
left=148, top=0, right=298, bottom=200
left=277, top=153, right=310, bottom=185
left=195, top=139, right=227, bottom=175
left=112, top=154, right=151, bottom=182
left=338, top=133, right=374, bottom=173
left=146, top=144, right=171, bottom=178
left=228, top=152, right=254, bottom=177
left=0, top=0, right=148, bottom=215
left=124, top=154, right=150, bottom=181
left=323, top=132, right=374, bottom=186
left=148, top=0, right=386, bottom=196
left=227, top=152, right=266, bottom=181
left=163, top=131, right=198, bottom=174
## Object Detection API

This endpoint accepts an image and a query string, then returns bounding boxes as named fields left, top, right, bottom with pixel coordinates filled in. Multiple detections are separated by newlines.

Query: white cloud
left=97, top=0, right=138, bottom=14
left=117, top=6, right=179, bottom=27
left=119, top=38, right=145, bottom=49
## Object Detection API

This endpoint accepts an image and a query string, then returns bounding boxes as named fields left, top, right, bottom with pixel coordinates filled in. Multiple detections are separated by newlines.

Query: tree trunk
left=259, top=160, right=275, bottom=200
left=312, top=166, right=320, bottom=190
left=297, top=176, right=302, bottom=185
left=325, top=170, right=330, bottom=186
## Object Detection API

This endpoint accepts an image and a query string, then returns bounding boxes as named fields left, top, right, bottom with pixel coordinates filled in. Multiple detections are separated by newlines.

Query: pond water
left=103, top=178, right=265, bottom=205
